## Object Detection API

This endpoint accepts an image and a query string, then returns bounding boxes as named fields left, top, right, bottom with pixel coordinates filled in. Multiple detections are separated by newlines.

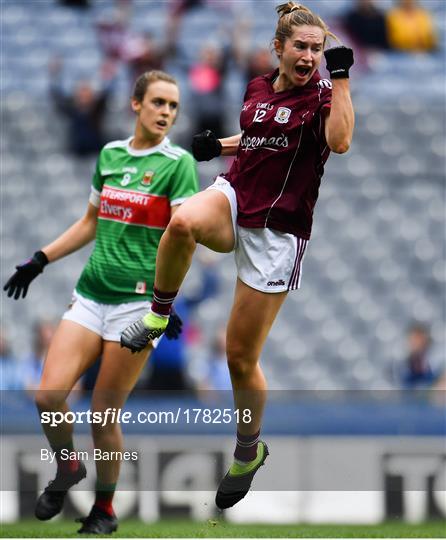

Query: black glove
left=3, top=250, right=48, bottom=300
left=324, top=46, right=354, bottom=79
left=164, top=306, right=183, bottom=340
left=192, top=130, right=222, bottom=162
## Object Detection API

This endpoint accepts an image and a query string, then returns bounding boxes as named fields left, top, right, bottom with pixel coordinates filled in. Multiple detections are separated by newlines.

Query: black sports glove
left=3, top=250, right=48, bottom=300
left=164, top=306, right=183, bottom=340
left=192, top=130, right=222, bottom=162
left=324, top=46, right=354, bottom=79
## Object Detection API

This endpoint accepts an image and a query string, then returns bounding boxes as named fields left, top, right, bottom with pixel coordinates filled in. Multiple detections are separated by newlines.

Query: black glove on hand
left=3, top=250, right=48, bottom=300
left=324, top=46, right=354, bottom=79
left=164, top=306, right=183, bottom=340
left=192, top=130, right=222, bottom=162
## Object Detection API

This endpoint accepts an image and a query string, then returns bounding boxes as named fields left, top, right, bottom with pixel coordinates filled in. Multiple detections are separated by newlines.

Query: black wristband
left=33, top=250, right=49, bottom=268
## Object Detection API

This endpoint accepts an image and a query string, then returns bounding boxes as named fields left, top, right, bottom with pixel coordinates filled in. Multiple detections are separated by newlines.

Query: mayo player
left=4, top=70, right=198, bottom=533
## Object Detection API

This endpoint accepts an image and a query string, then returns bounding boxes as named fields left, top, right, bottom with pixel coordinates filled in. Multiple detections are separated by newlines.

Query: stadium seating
left=1, top=0, right=444, bottom=390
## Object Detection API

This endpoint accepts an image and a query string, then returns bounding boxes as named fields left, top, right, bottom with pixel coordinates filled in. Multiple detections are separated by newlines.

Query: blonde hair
left=274, top=2, right=338, bottom=50
left=132, top=70, right=177, bottom=102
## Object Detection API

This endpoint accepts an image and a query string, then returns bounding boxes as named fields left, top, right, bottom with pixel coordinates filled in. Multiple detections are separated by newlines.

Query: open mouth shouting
left=295, top=65, right=312, bottom=79
left=156, top=119, right=168, bottom=129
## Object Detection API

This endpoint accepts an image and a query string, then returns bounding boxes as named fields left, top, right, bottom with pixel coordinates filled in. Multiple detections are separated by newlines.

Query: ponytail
left=274, top=2, right=339, bottom=48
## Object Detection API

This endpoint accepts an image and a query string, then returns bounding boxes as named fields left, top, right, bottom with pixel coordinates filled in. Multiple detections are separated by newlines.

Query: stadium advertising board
left=1, top=435, right=444, bottom=524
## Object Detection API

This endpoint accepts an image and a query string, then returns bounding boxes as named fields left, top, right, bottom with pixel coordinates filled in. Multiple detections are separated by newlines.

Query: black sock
left=234, top=430, right=260, bottom=462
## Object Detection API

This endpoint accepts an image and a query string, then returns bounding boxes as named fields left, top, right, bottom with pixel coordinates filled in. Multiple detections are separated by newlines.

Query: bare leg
left=121, top=189, right=235, bottom=351
left=215, top=279, right=287, bottom=509
left=226, top=279, right=288, bottom=436
left=154, top=189, right=235, bottom=292
left=34, top=321, right=103, bottom=521
left=90, top=341, right=152, bottom=486
left=36, top=320, right=103, bottom=448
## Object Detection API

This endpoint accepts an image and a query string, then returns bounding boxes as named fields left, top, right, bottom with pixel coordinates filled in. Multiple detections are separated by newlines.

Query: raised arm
left=324, top=78, right=354, bottom=154
left=323, top=46, right=355, bottom=154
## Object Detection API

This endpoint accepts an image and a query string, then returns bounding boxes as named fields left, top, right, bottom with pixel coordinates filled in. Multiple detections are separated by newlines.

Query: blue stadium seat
left=2, top=0, right=445, bottom=388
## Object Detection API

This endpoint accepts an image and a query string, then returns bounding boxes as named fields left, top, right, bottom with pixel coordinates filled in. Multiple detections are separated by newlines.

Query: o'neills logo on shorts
left=240, top=132, right=289, bottom=152
left=267, top=279, right=285, bottom=287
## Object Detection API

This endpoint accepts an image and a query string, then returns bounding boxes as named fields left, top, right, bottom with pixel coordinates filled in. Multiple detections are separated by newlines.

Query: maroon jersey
left=224, top=69, right=332, bottom=239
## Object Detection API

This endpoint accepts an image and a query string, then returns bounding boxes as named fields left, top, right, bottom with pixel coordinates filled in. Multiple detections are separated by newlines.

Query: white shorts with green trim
left=62, top=290, right=159, bottom=345
left=207, top=177, right=308, bottom=293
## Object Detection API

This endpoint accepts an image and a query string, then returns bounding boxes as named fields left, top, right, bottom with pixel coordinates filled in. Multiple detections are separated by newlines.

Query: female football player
left=4, top=70, right=198, bottom=533
left=121, top=2, right=354, bottom=509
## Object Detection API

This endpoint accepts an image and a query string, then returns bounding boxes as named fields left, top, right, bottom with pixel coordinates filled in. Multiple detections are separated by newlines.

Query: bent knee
left=226, top=346, right=258, bottom=379
left=168, top=213, right=195, bottom=240
left=90, top=405, right=121, bottom=427
left=91, top=416, right=121, bottom=438
left=35, top=390, right=66, bottom=412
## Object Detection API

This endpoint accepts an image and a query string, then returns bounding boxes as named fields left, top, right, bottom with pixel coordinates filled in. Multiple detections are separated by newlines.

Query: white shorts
left=207, top=175, right=238, bottom=239
left=207, top=177, right=308, bottom=293
left=62, top=290, right=158, bottom=344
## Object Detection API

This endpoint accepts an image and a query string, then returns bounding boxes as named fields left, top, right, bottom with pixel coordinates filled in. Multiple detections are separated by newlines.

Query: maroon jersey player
left=121, top=1, right=355, bottom=509
left=224, top=69, right=332, bottom=238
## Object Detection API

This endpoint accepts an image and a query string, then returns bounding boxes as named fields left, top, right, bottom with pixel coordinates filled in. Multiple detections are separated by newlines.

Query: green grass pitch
left=0, top=519, right=445, bottom=538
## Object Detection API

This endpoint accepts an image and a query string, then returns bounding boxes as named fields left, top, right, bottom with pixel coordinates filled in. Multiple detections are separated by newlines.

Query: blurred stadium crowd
left=1, top=0, right=445, bottom=393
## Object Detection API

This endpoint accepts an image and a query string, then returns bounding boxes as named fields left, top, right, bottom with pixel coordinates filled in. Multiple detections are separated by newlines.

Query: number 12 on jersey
left=253, top=109, right=267, bottom=123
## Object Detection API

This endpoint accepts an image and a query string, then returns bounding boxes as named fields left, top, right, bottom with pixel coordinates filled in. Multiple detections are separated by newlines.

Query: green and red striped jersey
left=76, top=136, right=198, bottom=304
